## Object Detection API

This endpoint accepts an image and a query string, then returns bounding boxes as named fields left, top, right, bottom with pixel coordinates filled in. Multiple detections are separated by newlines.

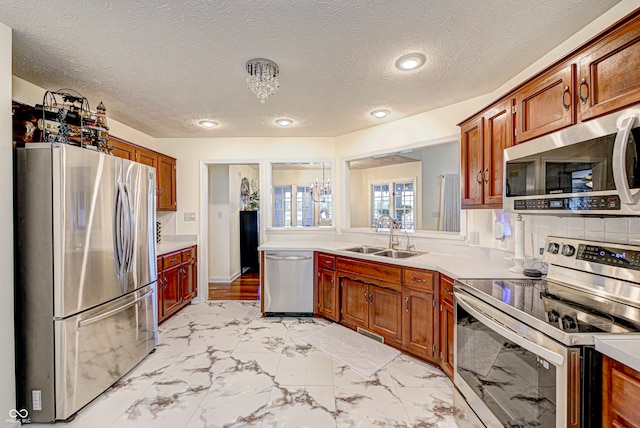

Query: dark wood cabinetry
left=514, top=64, right=576, bottom=142
left=157, top=154, right=177, bottom=211
left=110, top=136, right=177, bottom=212
left=578, top=15, right=640, bottom=121
left=460, top=98, right=514, bottom=209
left=438, top=274, right=455, bottom=379
left=402, top=268, right=437, bottom=362
left=603, top=355, right=640, bottom=427
left=316, top=253, right=339, bottom=321
left=157, top=245, right=197, bottom=323
left=459, top=9, right=640, bottom=206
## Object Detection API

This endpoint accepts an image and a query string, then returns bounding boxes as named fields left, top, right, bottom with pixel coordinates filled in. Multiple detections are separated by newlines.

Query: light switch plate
left=184, top=212, right=196, bottom=221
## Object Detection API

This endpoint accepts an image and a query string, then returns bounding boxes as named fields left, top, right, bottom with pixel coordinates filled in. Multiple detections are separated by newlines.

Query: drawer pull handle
left=410, top=277, right=426, bottom=283
left=578, top=77, right=588, bottom=104
left=169, top=257, right=177, bottom=262
left=446, top=288, right=453, bottom=295
left=561, top=85, right=570, bottom=111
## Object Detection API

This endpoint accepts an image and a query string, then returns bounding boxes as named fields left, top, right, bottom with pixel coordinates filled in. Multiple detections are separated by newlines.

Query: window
left=371, top=180, right=415, bottom=230
left=273, top=185, right=292, bottom=227
left=273, top=185, right=331, bottom=227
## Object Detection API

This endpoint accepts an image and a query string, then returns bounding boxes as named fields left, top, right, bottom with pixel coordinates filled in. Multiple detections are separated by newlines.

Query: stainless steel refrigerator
left=14, top=143, right=158, bottom=423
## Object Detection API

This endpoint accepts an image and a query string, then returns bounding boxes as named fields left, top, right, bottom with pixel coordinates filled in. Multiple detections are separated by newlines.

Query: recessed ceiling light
left=370, top=109, right=390, bottom=119
left=395, top=53, right=426, bottom=71
left=199, top=120, right=218, bottom=128
left=275, top=118, right=293, bottom=127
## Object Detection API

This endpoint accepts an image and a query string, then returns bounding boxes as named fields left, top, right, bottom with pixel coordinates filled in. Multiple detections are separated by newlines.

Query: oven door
left=454, top=290, right=581, bottom=428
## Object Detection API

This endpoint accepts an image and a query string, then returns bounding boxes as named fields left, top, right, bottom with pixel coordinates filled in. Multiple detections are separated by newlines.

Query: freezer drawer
left=53, top=284, right=157, bottom=421
left=263, top=251, right=314, bottom=316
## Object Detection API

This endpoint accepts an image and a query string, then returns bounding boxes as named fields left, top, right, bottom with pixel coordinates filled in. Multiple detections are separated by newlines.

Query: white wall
left=0, top=22, right=16, bottom=427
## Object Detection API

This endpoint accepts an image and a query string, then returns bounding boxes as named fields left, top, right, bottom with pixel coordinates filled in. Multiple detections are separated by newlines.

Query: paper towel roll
left=514, top=215, right=525, bottom=260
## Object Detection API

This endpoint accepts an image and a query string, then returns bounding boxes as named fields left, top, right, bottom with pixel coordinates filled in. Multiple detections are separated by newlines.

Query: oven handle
left=612, top=115, right=640, bottom=205
left=456, top=292, right=564, bottom=366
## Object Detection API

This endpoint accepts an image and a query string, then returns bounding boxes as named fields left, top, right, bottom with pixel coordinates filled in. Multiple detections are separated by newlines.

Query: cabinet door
left=180, top=247, right=197, bottom=302
left=318, top=268, right=339, bottom=321
left=578, top=17, right=640, bottom=121
left=402, top=288, right=436, bottom=362
left=157, top=258, right=164, bottom=322
left=162, top=265, right=182, bottom=317
left=483, top=99, right=514, bottom=207
left=515, top=64, right=575, bottom=142
left=439, top=299, right=455, bottom=379
left=460, top=117, right=484, bottom=208
left=136, top=147, right=158, bottom=169
left=158, top=154, right=177, bottom=211
left=603, top=355, right=640, bottom=427
left=340, top=277, right=368, bottom=329
left=369, top=285, right=402, bottom=344
left=110, top=137, right=136, bottom=160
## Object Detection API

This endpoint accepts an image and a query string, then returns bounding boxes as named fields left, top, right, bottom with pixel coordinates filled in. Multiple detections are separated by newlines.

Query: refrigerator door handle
left=114, top=182, right=125, bottom=275
left=121, top=182, right=133, bottom=273
left=123, top=182, right=135, bottom=272
left=77, top=289, right=154, bottom=328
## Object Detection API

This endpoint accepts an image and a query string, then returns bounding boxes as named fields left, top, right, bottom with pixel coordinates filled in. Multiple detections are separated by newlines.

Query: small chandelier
left=311, top=163, right=331, bottom=203
left=245, top=58, right=279, bottom=104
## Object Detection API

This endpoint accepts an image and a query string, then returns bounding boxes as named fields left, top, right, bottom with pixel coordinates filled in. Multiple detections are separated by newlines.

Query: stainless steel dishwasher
left=263, top=251, right=314, bottom=316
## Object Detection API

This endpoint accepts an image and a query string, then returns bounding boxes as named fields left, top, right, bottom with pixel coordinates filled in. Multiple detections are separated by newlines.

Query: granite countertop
left=157, top=235, right=198, bottom=255
left=595, top=335, right=640, bottom=372
left=258, top=240, right=524, bottom=280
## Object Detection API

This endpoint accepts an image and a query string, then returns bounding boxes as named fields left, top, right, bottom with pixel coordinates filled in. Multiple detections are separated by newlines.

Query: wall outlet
left=184, top=212, right=196, bottom=221
left=217, top=211, right=223, bottom=219
left=469, top=231, right=480, bottom=245
left=539, top=247, right=545, bottom=255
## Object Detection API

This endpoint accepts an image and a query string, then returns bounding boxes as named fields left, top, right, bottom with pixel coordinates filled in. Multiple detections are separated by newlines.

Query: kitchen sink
left=342, top=246, right=385, bottom=254
left=373, top=249, right=424, bottom=259
left=341, top=246, right=424, bottom=259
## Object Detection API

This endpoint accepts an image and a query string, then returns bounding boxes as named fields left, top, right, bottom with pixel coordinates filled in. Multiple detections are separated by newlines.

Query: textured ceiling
left=1, top=0, right=622, bottom=138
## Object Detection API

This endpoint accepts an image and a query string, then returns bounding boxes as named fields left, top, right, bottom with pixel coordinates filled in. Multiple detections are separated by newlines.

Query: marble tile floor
left=30, top=301, right=458, bottom=428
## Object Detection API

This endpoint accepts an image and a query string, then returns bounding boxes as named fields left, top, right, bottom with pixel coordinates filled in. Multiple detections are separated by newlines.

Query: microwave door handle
left=612, top=116, right=640, bottom=205
left=456, top=293, right=564, bottom=366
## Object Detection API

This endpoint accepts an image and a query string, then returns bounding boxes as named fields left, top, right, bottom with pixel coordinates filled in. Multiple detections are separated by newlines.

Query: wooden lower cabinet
left=340, top=276, right=369, bottom=327
left=158, top=245, right=198, bottom=323
left=402, top=287, right=436, bottom=362
left=369, top=285, right=402, bottom=343
left=318, top=268, right=339, bottom=321
left=439, top=275, right=455, bottom=379
left=603, top=355, right=640, bottom=427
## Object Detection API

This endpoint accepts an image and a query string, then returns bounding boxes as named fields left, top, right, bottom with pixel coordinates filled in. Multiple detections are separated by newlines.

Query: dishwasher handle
left=265, top=254, right=312, bottom=261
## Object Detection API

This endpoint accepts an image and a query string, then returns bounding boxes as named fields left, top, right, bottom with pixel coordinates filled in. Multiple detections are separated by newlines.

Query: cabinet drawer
left=440, top=275, right=455, bottom=305
left=403, top=268, right=435, bottom=291
left=162, top=251, right=182, bottom=269
left=318, top=253, right=336, bottom=270
left=336, top=257, right=402, bottom=285
left=182, top=246, right=196, bottom=262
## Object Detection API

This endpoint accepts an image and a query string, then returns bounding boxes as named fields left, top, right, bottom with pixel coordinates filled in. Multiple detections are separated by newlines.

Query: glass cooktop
left=456, top=278, right=640, bottom=336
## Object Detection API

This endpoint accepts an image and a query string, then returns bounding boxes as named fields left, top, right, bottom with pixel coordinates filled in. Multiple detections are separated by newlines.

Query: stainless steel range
left=454, top=237, right=640, bottom=427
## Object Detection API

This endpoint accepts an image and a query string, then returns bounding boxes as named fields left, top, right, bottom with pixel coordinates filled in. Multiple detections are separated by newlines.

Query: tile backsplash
left=467, top=210, right=640, bottom=259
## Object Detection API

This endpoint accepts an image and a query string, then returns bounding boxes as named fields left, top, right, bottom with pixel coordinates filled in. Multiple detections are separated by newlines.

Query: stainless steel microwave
left=504, top=106, right=640, bottom=216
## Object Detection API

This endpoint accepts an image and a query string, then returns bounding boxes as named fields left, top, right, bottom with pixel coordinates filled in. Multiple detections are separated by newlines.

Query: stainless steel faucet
left=375, top=214, right=399, bottom=249
left=405, top=231, right=415, bottom=251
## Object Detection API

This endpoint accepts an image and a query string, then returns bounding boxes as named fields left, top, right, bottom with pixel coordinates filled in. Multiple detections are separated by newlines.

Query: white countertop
left=595, top=335, right=640, bottom=372
left=157, top=235, right=198, bottom=255
left=258, top=240, right=524, bottom=280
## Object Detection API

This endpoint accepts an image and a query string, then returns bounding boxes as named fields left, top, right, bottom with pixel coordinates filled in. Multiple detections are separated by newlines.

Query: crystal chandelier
left=245, top=58, right=279, bottom=104
left=311, top=163, right=331, bottom=203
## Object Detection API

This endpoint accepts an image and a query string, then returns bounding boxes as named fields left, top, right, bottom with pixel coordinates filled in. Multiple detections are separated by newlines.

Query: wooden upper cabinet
left=158, top=154, right=177, bottom=211
left=515, top=63, right=576, bottom=143
left=110, top=137, right=136, bottom=160
left=483, top=99, right=514, bottom=206
left=460, top=117, right=484, bottom=208
left=578, top=16, right=640, bottom=121
left=137, top=146, right=158, bottom=169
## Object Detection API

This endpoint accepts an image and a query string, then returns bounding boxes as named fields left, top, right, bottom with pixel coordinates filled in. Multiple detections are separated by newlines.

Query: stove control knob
left=561, top=316, right=577, bottom=330
left=562, top=244, right=576, bottom=257
left=547, top=310, right=560, bottom=323
left=547, top=243, right=560, bottom=254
